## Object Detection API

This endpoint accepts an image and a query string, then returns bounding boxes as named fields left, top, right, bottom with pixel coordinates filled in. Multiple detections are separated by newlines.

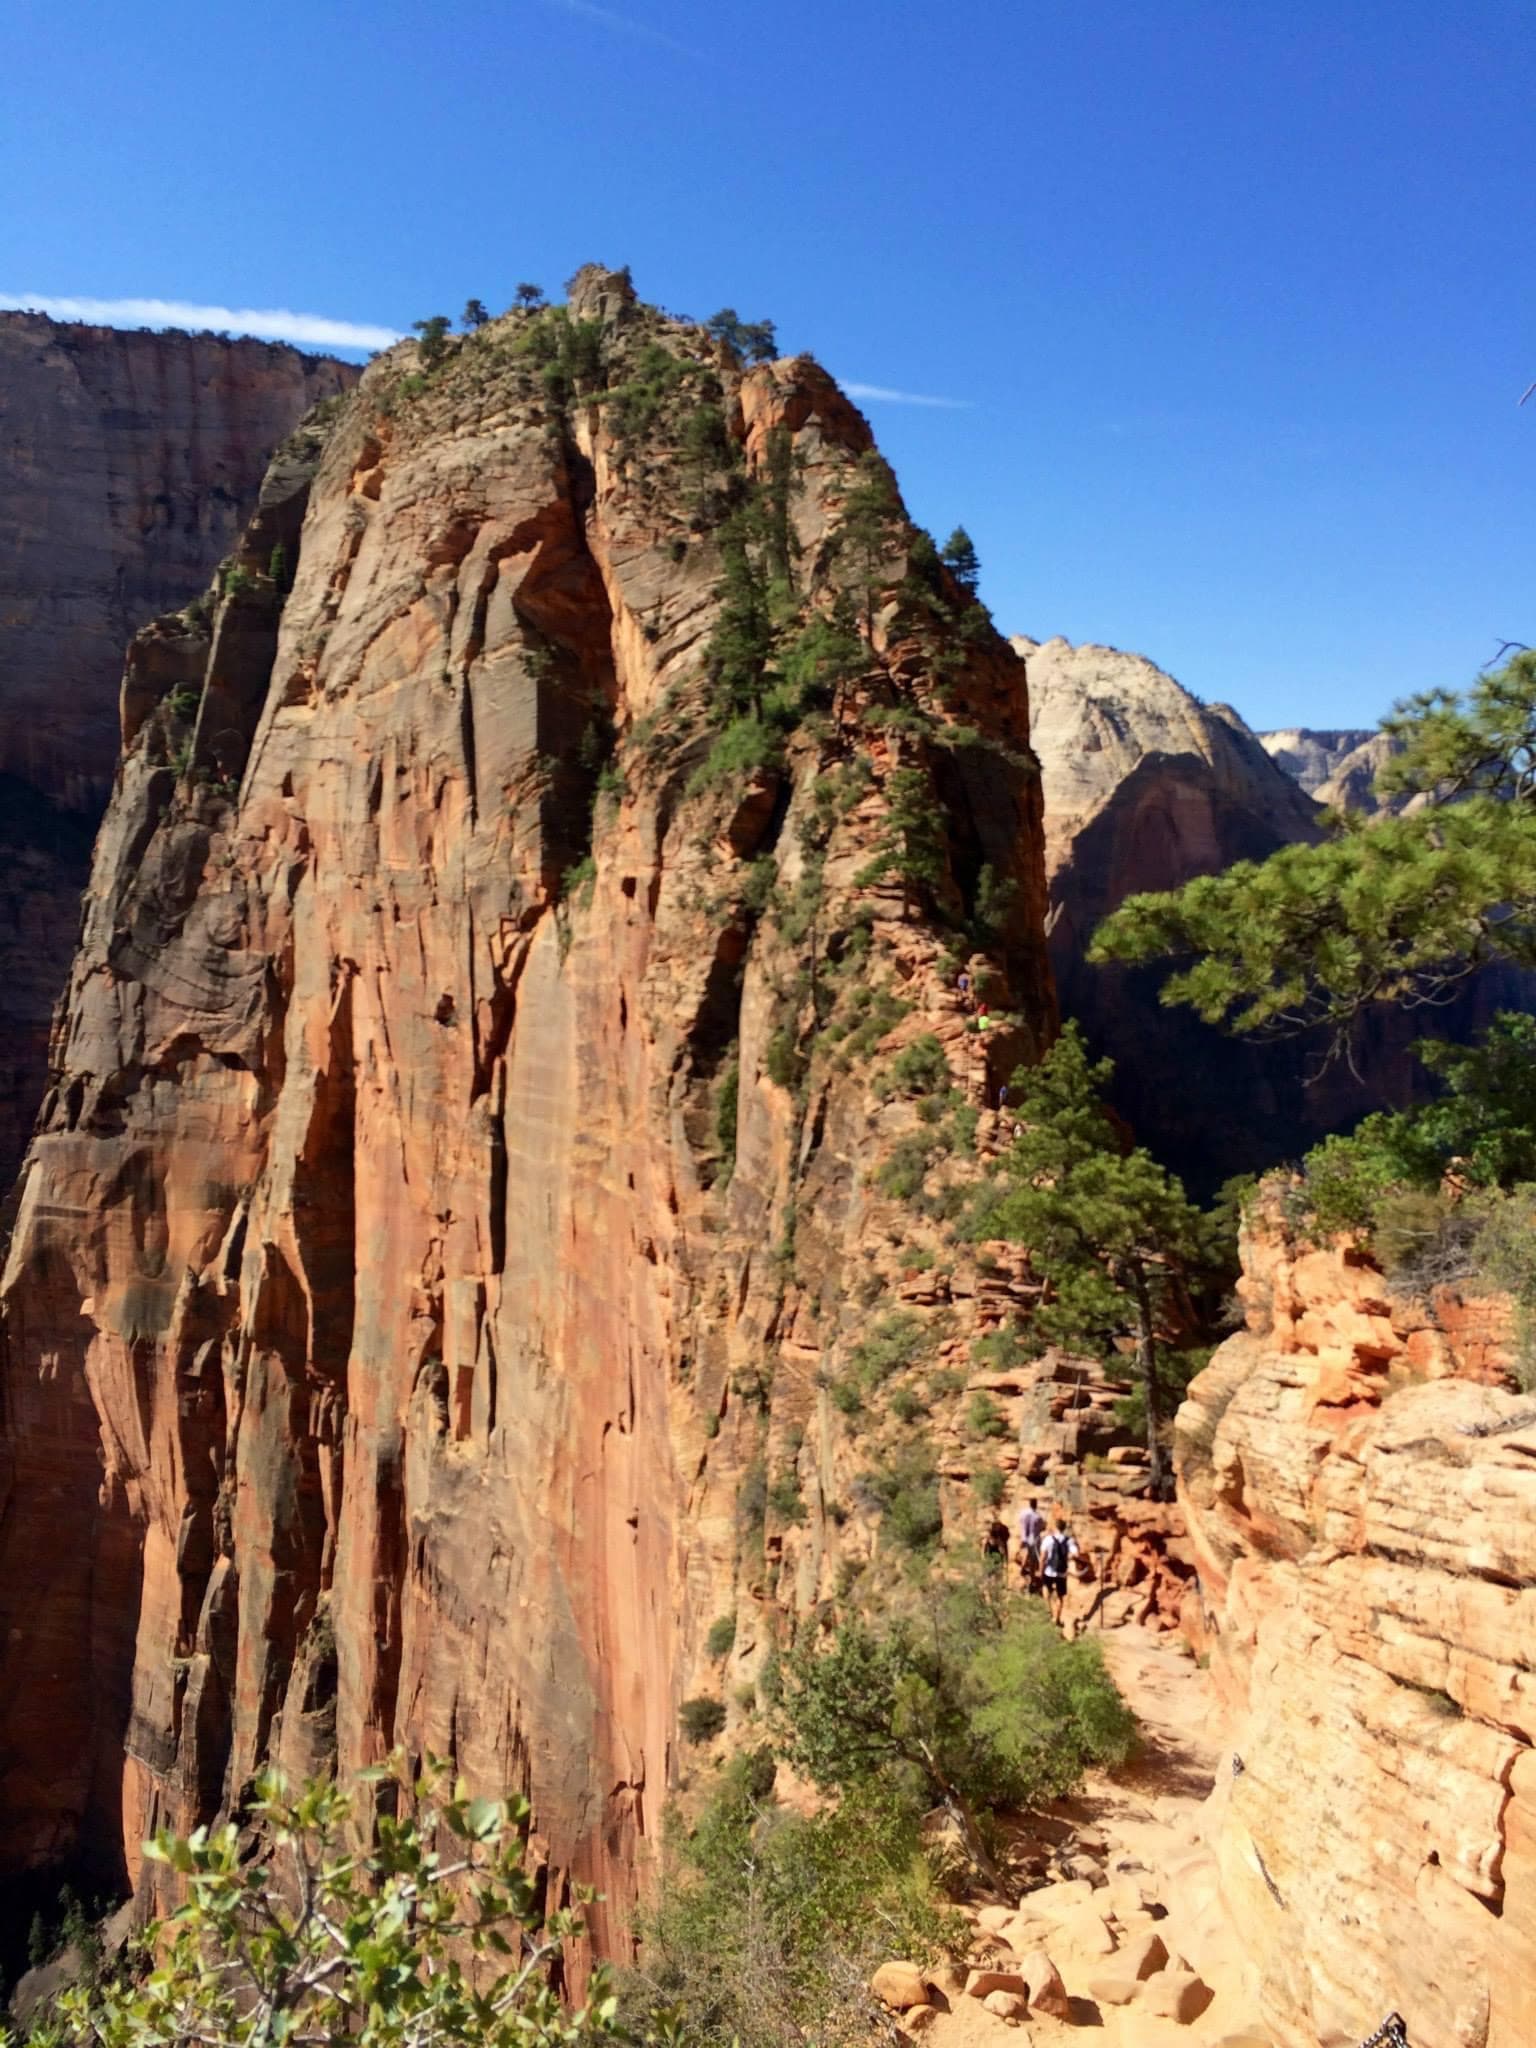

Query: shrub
left=974, top=1464, right=1005, bottom=1509
left=765, top=1027, right=803, bottom=1090
left=861, top=1442, right=943, bottom=1554
left=737, top=1458, right=768, bottom=1536
left=680, top=1696, right=728, bottom=1744
left=890, top=1386, right=923, bottom=1424
left=706, top=1614, right=738, bottom=1660
left=849, top=1312, right=924, bottom=1388
left=877, top=1034, right=951, bottom=1100
left=626, top=1764, right=962, bottom=2048
left=966, top=1391, right=1008, bottom=1441
left=876, top=1133, right=937, bottom=1202
left=768, top=1470, right=808, bottom=1525
left=829, top=1377, right=863, bottom=1417
left=50, top=1762, right=621, bottom=2048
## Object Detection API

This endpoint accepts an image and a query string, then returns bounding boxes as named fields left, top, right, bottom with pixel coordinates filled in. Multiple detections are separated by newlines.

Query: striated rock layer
left=1179, top=1215, right=1534, bottom=2048
left=0, top=312, right=355, bottom=1186
left=0, top=273, right=1055, bottom=1948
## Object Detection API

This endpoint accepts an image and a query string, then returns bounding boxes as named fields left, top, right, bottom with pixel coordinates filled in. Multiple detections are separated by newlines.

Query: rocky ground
left=873, top=1622, right=1272, bottom=2047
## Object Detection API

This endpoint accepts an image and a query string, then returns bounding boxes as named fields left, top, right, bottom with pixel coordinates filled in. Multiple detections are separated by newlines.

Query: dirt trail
left=916, top=1623, right=1271, bottom=2048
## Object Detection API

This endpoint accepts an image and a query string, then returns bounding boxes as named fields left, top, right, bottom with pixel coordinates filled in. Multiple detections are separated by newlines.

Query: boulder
left=1088, top=1975, right=1141, bottom=2007
left=976, top=1904, right=1016, bottom=1934
left=1139, top=1970, right=1215, bottom=2024
left=982, top=1990, right=1030, bottom=2022
left=1016, top=1950, right=1071, bottom=2020
left=964, top=1969, right=1028, bottom=2000
left=871, top=1962, right=930, bottom=2011
left=1119, top=1929, right=1169, bottom=1979
left=1014, top=1876, right=1094, bottom=1921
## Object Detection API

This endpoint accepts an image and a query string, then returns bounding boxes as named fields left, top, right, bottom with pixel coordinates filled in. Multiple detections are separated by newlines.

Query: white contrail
left=843, top=381, right=971, bottom=410
left=540, top=0, right=699, bottom=55
left=0, top=292, right=402, bottom=353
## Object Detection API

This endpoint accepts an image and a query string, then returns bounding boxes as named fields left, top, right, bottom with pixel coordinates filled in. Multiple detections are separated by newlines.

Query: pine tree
left=836, top=451, right=902, bottom=634
left=411, top=315, right=452, bottom=368
left=940, top=525, right=980, bottom=595
left=972, top=1025, right=1212, bottom=1497
left=1092, top=649, right=1536, bottom=1049
left=514, top=282, right=546, bottom=310
left=462, top=298, right=490, bottom=329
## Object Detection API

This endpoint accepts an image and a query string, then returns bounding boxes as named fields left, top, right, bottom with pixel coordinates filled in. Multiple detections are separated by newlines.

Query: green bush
left=768, top=1469, right=807, bottom=1524
left=680, top=1697, right=728, bottom=1745
left=706, top=1614, right=737, bottom=1660
left=876, top=1133, right=937, bottom=1202
left=849, top=1312, right=925, bottom=1388
left=829, top=1376, right=863, bottom=1417
left=45, top=1762, right=622, bottom=2048
left=877, top=1034, right=951, bottom=1100
left=974, top=1464, right=1005, bottom=1509
left=890, top=1386, right=923, bottom=1424
left=861, top=1442, right=943, bottom=1554
left=626, top=1763, right=962, bottom=2048
left=966, top=1391, right=1008, bottom=1441
left=765, top=1027, right=803, bottom=1090
left=737, top=1457, right=768, bottom=1536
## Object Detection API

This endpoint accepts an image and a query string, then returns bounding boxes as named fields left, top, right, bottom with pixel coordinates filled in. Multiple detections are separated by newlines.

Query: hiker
left=1017, top=1496, right=1045, bottom=1589
left=957, top=970, right=972, bottom=1010
left=982, top=1518, right=1010, bottom=1571
left=1041, top=1515, right=1079, bottom=1628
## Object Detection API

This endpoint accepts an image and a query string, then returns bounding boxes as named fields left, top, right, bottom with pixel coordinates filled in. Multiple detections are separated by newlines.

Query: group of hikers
left=982, top=1497, right=1082, bottom=1629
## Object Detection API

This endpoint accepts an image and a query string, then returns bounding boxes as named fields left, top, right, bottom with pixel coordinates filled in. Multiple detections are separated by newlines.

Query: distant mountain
left=1259, top=724, right=1407, bottom=813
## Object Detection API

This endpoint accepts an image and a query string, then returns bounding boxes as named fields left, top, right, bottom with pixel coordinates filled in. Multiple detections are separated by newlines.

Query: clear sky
left=4, top=0, right=1532, bottom=731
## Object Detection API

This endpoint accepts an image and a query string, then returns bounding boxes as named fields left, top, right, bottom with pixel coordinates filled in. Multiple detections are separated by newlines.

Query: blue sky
left=4, top=0, right=1532, bottom=730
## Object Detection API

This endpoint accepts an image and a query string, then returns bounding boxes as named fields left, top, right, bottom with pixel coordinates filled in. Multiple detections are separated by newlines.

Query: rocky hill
left=1179, top=1215, right=1533, bottom=2048
left=1259, top=723, right=1405, bottom=812
left=1017, top=636, right=1369, bottom=1187
left=0, top=270, right=1068, bottom=1944
left=0, top=313, right=356, bottom=1186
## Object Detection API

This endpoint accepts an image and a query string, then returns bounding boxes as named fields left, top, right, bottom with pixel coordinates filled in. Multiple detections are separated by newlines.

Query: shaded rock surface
left=0, top=276, right=1056, bottom=1951
left=0, top=312, right=356, bottom=1186
left=1178, top=1212, right=1533, bottom=2048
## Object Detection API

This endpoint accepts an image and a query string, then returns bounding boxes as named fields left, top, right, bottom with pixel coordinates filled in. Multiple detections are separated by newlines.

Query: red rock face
left=0, top=313, right=356, bottom=1186
left=1178, top=1213, right=1534, bottom=2048
left=0, top=277, right=1056, bottom=1947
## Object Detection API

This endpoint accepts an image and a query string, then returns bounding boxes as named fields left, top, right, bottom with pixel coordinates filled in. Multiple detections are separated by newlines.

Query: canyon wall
left=0, top=312, right=355, bottom=1187
left=1179, top=1218, right=1534, bottom=2048
left=1259, top=724, right=1405, bottom=813
left=0, top=272, right=1058, bottom=1945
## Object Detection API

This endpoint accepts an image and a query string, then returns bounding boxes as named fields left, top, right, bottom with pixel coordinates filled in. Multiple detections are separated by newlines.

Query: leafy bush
left=768, top=1469, right=808, bottom=1525
left=849, top=1312, right=925, bottom=1388
left=876, top=1034, right=951, bottom=1100
left=965, top=1391, right=1008, bottom=1440
left=44, top=1762, right=623, bottom=2048
left=973, top=1464, right=1005, bottom=1509
left=829, top=1376, right=863, bottom=1417
left=737, top=1457, right=768, bottom=1536
left=860, top=1442, right=943, bottom=1554
left=876, top=1133, right=938, bottom=1202
left=626, top=1761, right=961, bottom=2048
left=890, top=1386, right=923, bottom=1424
left=706, top=1614, right=738, bottom=1660
left=680, top=1697, right=728, bottom=1745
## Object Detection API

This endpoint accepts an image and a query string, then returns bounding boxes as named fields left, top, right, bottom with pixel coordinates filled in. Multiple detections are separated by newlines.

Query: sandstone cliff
left=1178, top=1217, right=1534, bottom=2048
left=0, top=271, right=1059, bottom=1947
left=1016, top=636, right=1366, bottom=1187
left=0, top=313, right=356, bottom=1186
left=1259, top=723, right=1407, bottom=813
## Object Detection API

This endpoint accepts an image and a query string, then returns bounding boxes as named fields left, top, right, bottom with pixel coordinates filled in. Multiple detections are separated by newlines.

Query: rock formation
left=1017, top=636, right=1370, bottom=1187
left=1179, top=1213, right=1534, bottom=2048
left=1260, top=723, right=1406, bottom=813
left=0, top=272, right=1058, bottom=1947
left=0, top=312, right=356, bottom=1187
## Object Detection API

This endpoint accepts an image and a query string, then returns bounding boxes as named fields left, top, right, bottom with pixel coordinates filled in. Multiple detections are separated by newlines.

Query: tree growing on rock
left=412, top=314, right=453, bottom=368
left=969, top=1023, right=1215, bottom=1497
left=939, top=526, right=980, bottom=596
left=514, top=282, right=546, bottom=310
left=463, top=298, right=490, bottom=330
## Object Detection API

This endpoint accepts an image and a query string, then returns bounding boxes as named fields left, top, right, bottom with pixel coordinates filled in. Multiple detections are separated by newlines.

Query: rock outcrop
left=0, top=312, right=355, bottom=1186
left=1259, top=724, right=1405, bottom=812
left=1016, top=636, right=1364, bottom=1187
left=0, top=273, right=1056, bottom=1947
left=1179, top=1214, right=1534, bottom=2048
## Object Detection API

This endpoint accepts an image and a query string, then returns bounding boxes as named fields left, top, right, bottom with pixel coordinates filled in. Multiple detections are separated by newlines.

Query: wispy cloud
left=539, top=0, right=699, bottom=56
left=0, top=292, right=401, bottom=353
left=843, top=381, right=971, bottom=410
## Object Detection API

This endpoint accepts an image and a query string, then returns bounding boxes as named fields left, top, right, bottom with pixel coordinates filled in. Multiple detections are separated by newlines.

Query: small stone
left=871, top=1962, right=931, bottom=2010
left=1016, top=1950, right=1071, bottom=2019
left=1059, top=1905, right=1116, bottom=1956
left=1120, top=1929, right=1169, bottom=1980
left=983, top=1989, right=1030, bottom=2021
left=1139, top=1969, right=1215, bottom=2024
left=965, top=1968, right=1028, bottom=2000
left=1088, top=1974, right=1141, bottom=2007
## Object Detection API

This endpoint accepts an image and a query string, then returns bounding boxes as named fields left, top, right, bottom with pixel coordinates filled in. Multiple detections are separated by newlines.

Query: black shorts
left=1043, top=1571, right=1067, bottom=1597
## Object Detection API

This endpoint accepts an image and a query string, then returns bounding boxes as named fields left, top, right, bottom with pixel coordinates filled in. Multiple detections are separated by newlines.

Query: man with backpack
left=1041, top=1516, right=1079, bottom=1629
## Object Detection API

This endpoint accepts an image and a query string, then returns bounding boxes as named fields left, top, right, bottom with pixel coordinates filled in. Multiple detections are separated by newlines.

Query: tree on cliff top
left=967, top=1024, right=1217, bottom=1497
left=1090, top=648, right=1536, bottom=1050
left=30, top=1762, right=628, bottom=2048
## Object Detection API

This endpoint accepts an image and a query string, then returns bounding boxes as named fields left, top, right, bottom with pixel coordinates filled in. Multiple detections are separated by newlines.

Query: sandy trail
left=915, top=1623, right=1271, bottom=2048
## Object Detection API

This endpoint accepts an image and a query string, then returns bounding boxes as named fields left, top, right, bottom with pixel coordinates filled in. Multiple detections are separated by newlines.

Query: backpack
left=1043, top=1532, right=1071, bottom=1575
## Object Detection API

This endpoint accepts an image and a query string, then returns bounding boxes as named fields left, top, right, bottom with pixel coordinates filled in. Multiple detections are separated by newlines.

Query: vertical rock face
left=1259, top=724, right=1406, bottom=812
left=0, top=313, right=356, bottom=1185
left=0, top=274, right=1055, bottom=1943
left=1179, top=1219, right=1534, bottom=2048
